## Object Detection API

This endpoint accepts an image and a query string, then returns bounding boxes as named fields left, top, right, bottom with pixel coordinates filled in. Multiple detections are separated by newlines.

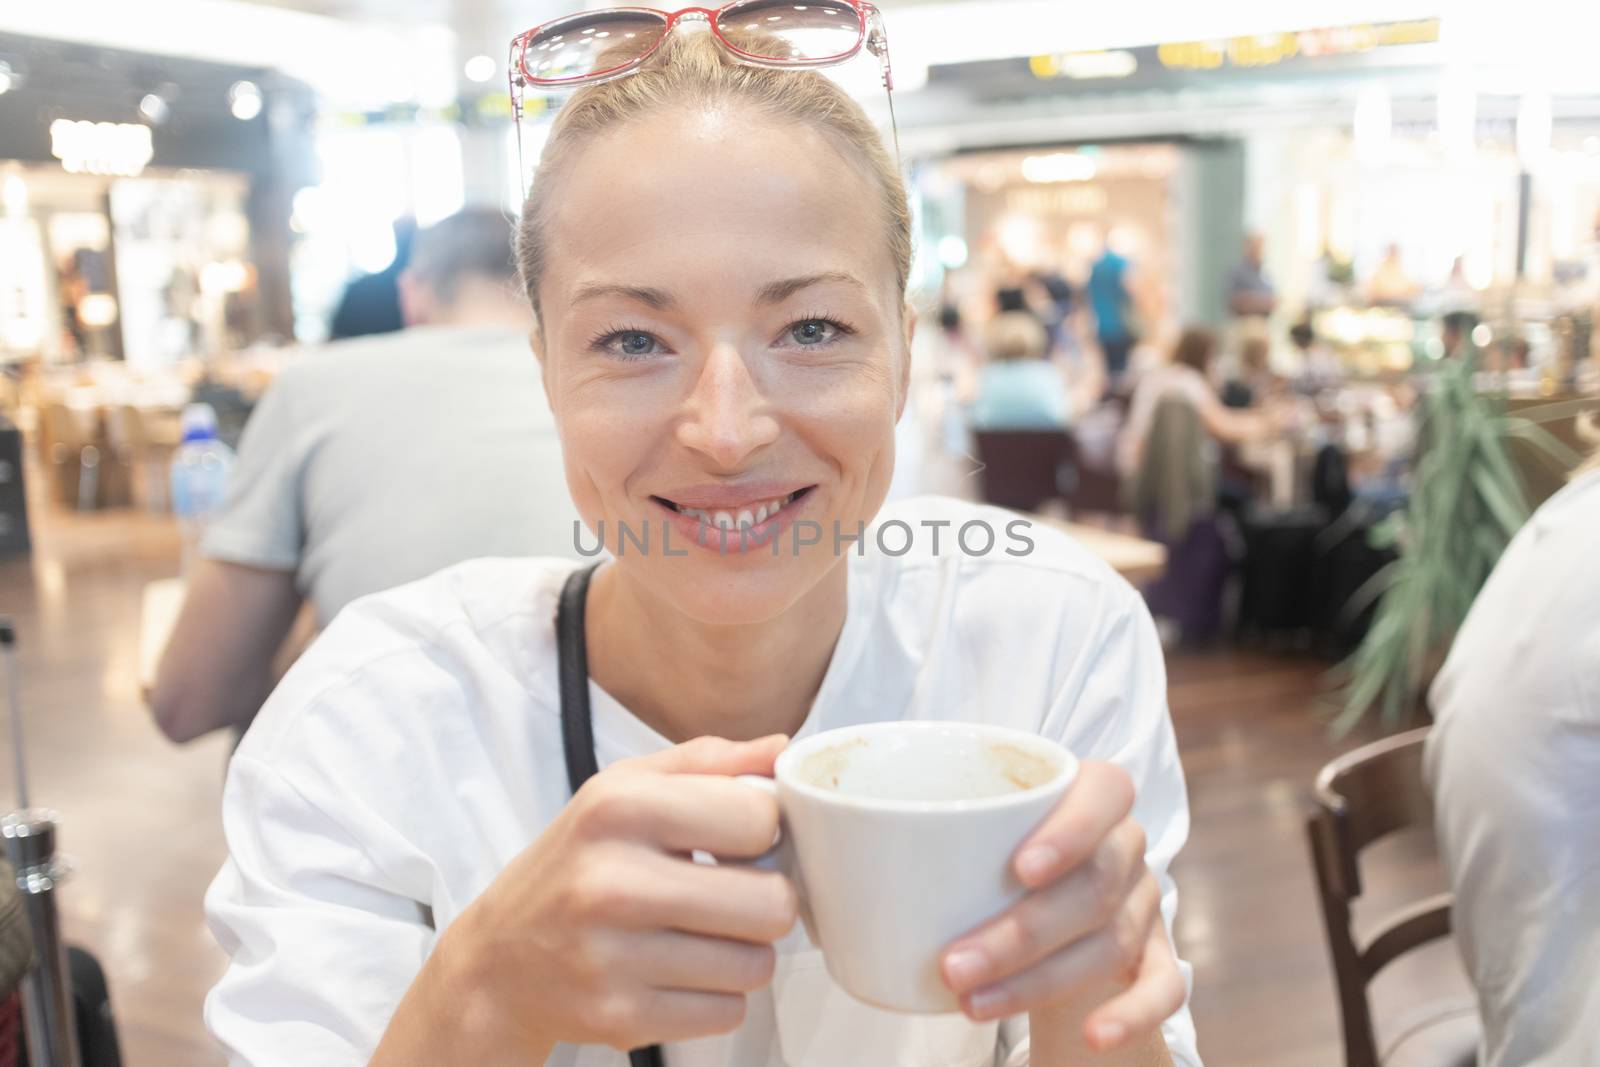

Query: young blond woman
left=205, top=11, right=1202, bottom=1066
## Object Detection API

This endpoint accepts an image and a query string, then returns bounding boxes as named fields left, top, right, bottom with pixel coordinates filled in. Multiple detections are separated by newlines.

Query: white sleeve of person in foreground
left=204, top=754, right=435, bottom=1066
left=996, top=582, right=1202, bottom=1067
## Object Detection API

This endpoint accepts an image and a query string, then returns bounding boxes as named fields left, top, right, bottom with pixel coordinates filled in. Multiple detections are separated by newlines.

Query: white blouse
left=204, top=495, right=1203, bottom=1067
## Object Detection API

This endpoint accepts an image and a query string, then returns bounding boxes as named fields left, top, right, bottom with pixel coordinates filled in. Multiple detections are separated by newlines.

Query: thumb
left=635, top=733, right=789, bottom=777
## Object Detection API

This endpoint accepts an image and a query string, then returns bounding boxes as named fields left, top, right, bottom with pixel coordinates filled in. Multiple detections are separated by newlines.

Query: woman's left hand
left=938, top=760, right=1187, bottom=1051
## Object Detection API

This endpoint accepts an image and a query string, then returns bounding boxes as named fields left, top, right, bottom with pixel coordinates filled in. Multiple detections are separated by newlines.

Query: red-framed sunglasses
left=508, top=1, right=898, bottom=191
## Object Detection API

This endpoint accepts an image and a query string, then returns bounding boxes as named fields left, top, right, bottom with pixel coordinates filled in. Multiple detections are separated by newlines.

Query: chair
left=973, top=429, right=1126, bottom=517
left=973, top=430, right=1073, bottom=513
left=1307, top=728, right=1479, bottom=1067
left=102, top=405, right=178, bottom=512
left=1059, top=432, right=1125, bottom=517
left=37, top=404, right=100, bottom=512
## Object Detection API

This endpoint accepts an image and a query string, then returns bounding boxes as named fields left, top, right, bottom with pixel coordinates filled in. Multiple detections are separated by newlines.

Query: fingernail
left=1016, top=845, right=1059, bottom=883
left=967, top=986, right=1010, bottom=1021
left=1092, top=1021, right=1126, bottom=1048
left=943, top=948, right=987, bottom=989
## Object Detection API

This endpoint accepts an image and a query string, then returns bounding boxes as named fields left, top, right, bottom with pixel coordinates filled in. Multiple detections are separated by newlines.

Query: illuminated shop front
left=0, top=33, right=312, bottom=368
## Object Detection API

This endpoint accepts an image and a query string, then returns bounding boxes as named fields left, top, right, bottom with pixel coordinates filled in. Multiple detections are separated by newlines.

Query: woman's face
left=534, top=106, right=912, bottom=624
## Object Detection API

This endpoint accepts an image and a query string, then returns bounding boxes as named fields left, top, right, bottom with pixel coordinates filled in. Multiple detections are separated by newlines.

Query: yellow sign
left=1158, top=18, right=1441, bottom=71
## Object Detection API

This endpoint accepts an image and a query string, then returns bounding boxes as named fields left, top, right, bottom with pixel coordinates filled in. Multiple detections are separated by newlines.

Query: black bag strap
left=555, top=563, right=664, bottom=1067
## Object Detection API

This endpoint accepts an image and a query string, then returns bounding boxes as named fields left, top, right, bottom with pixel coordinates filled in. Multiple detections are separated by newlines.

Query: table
left=1027, top=515, right=1168, bottom=586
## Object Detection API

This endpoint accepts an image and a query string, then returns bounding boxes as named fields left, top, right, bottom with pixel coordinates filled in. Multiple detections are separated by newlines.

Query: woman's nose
left=676, top=342, right=779, bottom=469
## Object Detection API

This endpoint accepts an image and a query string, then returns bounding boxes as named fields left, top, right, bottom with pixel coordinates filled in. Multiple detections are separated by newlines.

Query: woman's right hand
left=374, top=734, right=796, bottom=1063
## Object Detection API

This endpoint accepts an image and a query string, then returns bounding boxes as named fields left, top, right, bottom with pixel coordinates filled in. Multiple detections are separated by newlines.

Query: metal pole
left=2, top=619, right=27, bottom=809
left=3, top=812, right=81, bottom=1067
left=1, top=621, right=82, bottom=1067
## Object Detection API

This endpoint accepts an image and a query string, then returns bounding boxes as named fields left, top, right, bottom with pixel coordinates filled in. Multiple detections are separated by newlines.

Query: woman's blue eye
left=789, top=319, right=839, bottom=346
left=595, top=330, right=662, bottom=359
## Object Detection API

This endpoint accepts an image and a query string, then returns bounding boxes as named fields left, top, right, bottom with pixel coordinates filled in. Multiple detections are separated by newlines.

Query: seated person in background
left=1425, top=437, right=1600, bottom=1067
left=1289, top=320, right=1342, bottom=387
left=149, top=208, right=582, bottom=744
left=1116, top=326, right=1274, bottom=481
left=1220, top=336, right=1280, bottom=410
left=970, top=311, right=1071, bottom=430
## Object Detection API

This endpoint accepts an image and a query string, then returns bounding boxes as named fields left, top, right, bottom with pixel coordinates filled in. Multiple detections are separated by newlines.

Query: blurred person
left=992, top=261, right=1054, bottom=328
left=1220, top=336, right=1279, bottom=410
left=1223, top=233, right=1275, bottom=383
left=150, top=208, right=581, bottom=744
left=1119, top=327, right=1275, bottom=644
left=1366, top=242, right=1417, bottom=306
left=328, top=217, right=417, bottom=340
left=1087, top=229, right=1139, bottom=391
left=1225, top=233, right=1275, bottom=320
left=1032, top=265, right=1076, bottom=358
left=1289, top=320, right=1342, bottom=386
left=1440, top=255, right=1477, bottom=307
left=1425, top=433, right=1600, bottom=1067
left=202, top=25, right=1200, bottom=1067
left=970, top=311, right=1070, bottom=430
left=1116, top=326, right=1275, bottom=482
left=1440, top=310, right=1478, bottom=360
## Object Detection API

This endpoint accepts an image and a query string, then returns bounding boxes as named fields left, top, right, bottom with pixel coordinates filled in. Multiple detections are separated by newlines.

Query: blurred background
left=0, top=1, right=1597, bottom=1065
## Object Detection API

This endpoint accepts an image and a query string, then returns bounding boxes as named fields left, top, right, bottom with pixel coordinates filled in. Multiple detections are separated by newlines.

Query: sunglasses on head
left=508, top=1, right=899, bottom=194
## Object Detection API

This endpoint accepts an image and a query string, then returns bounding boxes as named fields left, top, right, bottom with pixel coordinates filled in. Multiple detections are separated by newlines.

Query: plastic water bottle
left=170, top=403, right=235, bottom=572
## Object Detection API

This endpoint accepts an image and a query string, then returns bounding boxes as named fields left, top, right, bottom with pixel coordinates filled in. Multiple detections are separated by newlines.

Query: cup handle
left=731, top=774, right=819, bottom=945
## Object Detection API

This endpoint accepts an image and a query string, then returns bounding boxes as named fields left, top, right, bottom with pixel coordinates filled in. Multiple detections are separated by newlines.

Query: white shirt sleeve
left=1001, top=583, right=1202, bottom=1067
left=205, top=754, right=436, bottom=1066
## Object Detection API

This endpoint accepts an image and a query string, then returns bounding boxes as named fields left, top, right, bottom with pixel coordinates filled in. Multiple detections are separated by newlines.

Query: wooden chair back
left=1306, top=727, right=1457, bottom=1067
left=973, top=429, right=1073, bottom=513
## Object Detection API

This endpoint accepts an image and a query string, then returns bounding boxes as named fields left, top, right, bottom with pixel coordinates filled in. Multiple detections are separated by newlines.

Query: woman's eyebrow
left=571, top=283, right=677, bottom=310
left=755, top=272, right=867, bottom=305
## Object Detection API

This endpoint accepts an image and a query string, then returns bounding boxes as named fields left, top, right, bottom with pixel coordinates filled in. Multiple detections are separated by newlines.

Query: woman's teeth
left=675, top=491, right=799, bottom=528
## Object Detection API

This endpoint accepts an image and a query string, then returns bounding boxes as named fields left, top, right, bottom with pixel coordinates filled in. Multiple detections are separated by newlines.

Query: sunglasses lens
left=520, top=12, right=669, bottom=83
left=716, top=0, right=864, bottom=62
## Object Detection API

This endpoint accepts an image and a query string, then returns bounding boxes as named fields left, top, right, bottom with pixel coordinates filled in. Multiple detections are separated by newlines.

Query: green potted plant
left=1334, top=350, right=1584, bottom=734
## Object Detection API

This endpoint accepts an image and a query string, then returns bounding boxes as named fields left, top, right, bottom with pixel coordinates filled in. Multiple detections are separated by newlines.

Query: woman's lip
left=649, top=487, right=816, bottom=555
left=651, top=483, right=816, bottom=511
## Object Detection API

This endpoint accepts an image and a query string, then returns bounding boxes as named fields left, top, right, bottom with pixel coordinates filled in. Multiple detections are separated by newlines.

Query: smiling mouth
left=650, top=486, right=815, bottom=529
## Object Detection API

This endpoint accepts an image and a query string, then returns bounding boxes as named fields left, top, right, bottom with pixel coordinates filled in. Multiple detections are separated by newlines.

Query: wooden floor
left=0, top=498, right=1463, bottom=1066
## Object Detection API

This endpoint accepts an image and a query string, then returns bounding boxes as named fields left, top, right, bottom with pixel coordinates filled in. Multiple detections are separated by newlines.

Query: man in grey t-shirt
left=150, top=208, right=580, bottom=743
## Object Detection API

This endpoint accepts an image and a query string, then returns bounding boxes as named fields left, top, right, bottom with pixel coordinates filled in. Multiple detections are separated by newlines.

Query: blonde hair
left=515, top=30, right=911, bottom=322
left=983, top=312, right=1048, bottom=363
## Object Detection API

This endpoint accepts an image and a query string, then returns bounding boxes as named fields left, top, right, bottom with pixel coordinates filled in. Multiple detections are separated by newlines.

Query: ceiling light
left=139, top=93, right=170, bottom=124
left=464, top=55, right=496, bottom=83
left=228, top=81, right=262, bottom=121
left=1020, top=153, right=1097, bottom=183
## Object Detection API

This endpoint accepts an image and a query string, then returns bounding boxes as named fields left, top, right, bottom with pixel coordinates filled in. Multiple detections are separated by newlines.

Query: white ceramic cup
left=737, top=721, right=1077, bottom=1014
